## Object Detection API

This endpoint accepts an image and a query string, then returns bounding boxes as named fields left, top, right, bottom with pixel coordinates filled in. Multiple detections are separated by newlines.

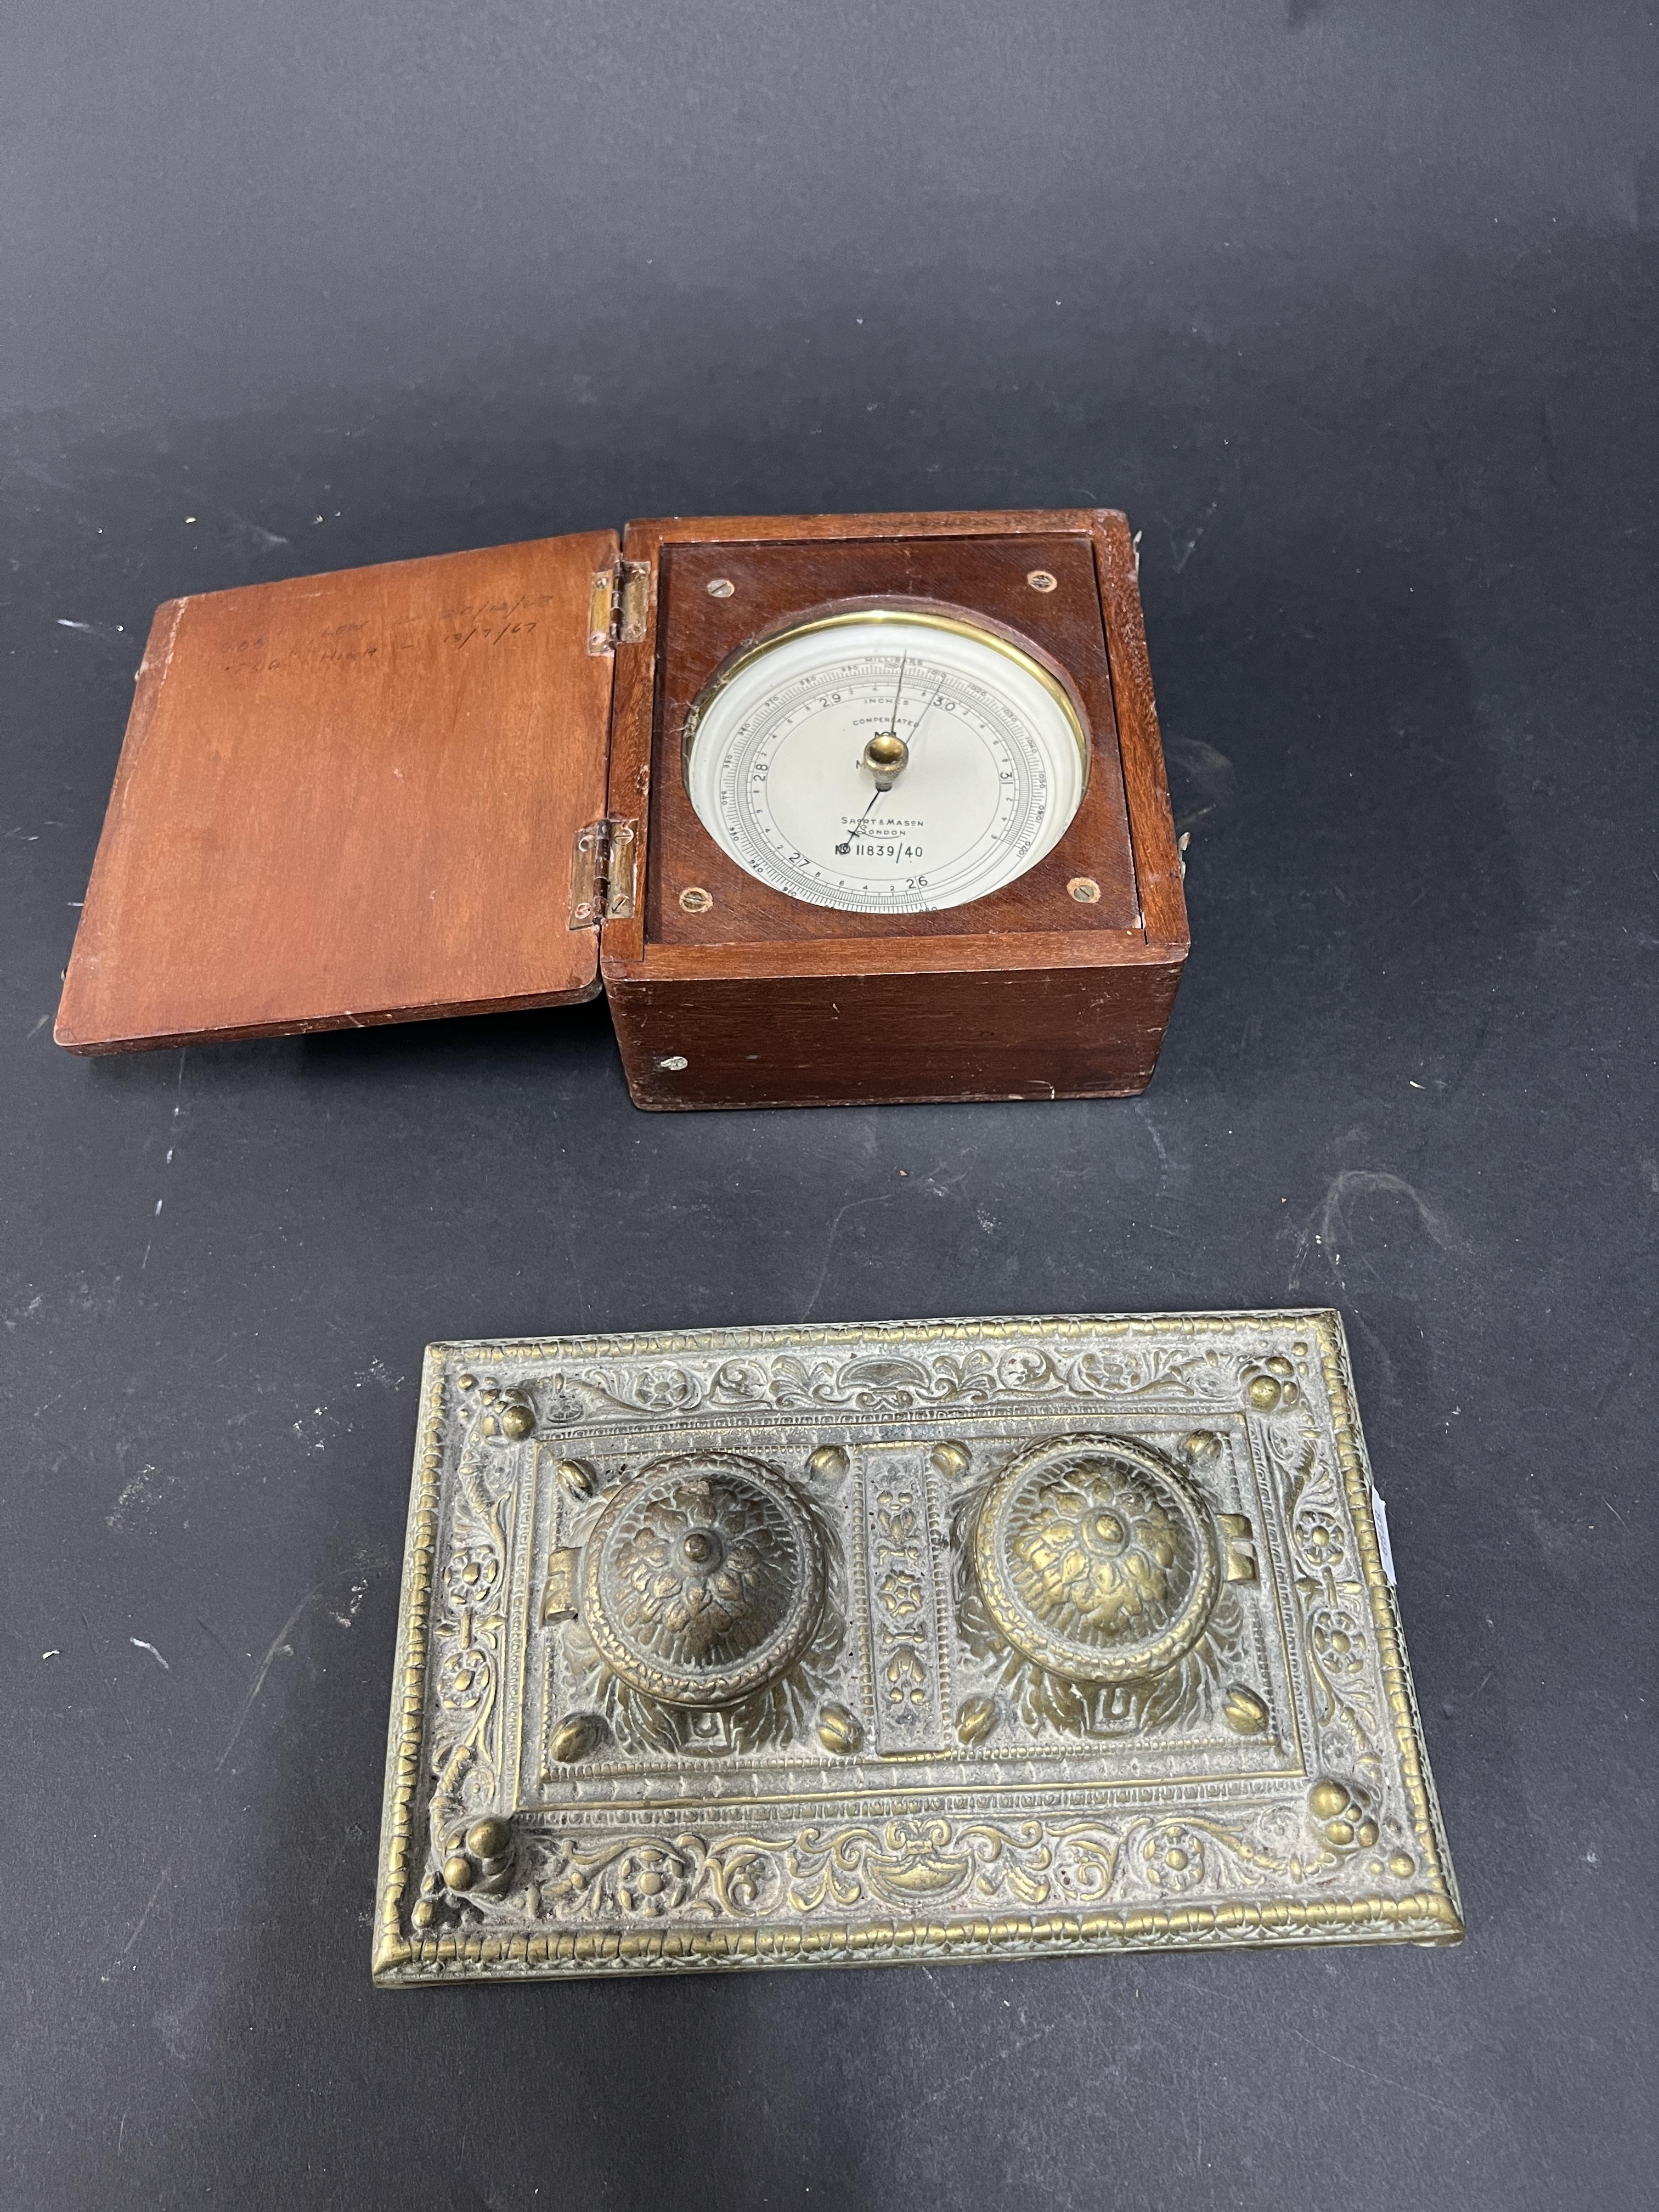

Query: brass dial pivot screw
left=862, top=730, right=910, bottom=789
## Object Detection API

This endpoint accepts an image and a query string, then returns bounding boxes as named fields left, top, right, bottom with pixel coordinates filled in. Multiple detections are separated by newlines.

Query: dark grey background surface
left=4, top=4, right=1656, bottom=2207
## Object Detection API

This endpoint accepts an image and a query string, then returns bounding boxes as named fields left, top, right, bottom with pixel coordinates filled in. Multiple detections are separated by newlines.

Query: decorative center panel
left=581, top=1453, right=824, bottom=1706
left=973, top=1435, right=1218, bottom=1683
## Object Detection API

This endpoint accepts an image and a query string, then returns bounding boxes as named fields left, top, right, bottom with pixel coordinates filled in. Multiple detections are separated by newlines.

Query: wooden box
left=55, top=510, right=1187, bottom=1110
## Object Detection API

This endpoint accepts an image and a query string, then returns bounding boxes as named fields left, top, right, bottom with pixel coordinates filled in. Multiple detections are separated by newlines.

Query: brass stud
left=1389, top=1851, right=1416, bottom=1879
left=455, top=1373, right=477, bottom=1391
left=557, top=1457, right=597, bottom=1499
left=1246, top=1375, right=1282, bottom=1410
left=930, top=1440, right=971, bottom=1480
left=550, top=1712, right=602, bottom=1764
left=806, top=1444, right=848, bottom=1480
left=1222, top=1686, right=1269, bottom=1736
left=816, top=1702, right=863, bottom=1756
left=499, top=1403, right=535, bottom=1441
left=410, top=1898, right=437, bottom=1928
left=1067, top=877, right=1101, bottom=904
left=466, top=1817, right=512, bottom=1861
left=443, top=1854, right=475, bottom=1892
left=679, top=887, right=713, bottom=914
left=1308, top=1779, right=1348, bottom=1820
left=1027, top=569, right=1058, bottom=592
left=956, top=1695, right=997, bottom=1746
left=706, top=577, right=735, bottom=598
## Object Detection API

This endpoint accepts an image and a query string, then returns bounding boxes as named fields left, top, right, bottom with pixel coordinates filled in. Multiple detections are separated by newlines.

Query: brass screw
left=679, top=886, right=713, bottom=914
left=707, top=577, right=735, bottom=598
left=1028, top=569, right=1058, bottom=592
left=862, top=730, right=909, bottom=789
left=1067, top=877, right=1101, bottom=904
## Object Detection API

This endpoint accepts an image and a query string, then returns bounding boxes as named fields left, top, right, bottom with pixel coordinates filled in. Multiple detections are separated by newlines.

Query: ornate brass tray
left=373, top=1311, right=1462, bottom=1984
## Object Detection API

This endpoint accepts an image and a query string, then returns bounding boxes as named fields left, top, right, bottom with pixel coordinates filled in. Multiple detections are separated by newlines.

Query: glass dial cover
left=683, top=607, right=1089, bottom=913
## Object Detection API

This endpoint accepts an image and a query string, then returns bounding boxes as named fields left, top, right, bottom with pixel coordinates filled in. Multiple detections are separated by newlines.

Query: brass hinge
left=568, top=815, right=639, bottom=929
left=586, top=561, right=650, bottom=654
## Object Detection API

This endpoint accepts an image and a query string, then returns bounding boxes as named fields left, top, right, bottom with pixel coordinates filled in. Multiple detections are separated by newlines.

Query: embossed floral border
left=373, top=1310, right=1463, bottom=1984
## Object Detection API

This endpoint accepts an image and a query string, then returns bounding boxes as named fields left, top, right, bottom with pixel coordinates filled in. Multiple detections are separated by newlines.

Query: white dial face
left=683, top=609, right=1088, bottom=913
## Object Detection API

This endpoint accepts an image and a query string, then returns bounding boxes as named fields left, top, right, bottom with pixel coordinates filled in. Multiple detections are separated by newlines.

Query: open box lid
left=55, top=531, right=622, bottom=1053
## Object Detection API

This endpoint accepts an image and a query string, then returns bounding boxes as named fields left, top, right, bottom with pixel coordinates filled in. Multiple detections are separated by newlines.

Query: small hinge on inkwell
left=586, top=561, right=650, bottom=654
left=568, top=816, right=639, bottom=929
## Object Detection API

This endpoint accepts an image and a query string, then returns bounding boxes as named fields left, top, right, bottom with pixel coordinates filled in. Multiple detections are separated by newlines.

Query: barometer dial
left=683, top=608, right=1088, bottom=913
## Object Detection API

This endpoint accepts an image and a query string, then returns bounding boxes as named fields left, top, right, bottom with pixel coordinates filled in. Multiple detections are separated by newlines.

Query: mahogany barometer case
left=55, top=509, right=1188, bottom=1109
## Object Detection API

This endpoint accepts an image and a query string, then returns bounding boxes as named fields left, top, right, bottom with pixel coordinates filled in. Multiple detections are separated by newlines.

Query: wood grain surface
left=607, top=958, right=1185, bottom=1109
left=55, top=534, right=617, bottom=1052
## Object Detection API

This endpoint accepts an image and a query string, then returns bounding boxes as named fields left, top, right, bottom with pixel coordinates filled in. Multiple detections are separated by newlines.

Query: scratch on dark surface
left=215, top=1584, right=323, bottom=1770
left=194, top=1613, right=244, bottom=1668
left=918, top=2017, right=1057, bottom=2107
left=129, top=1636, right=170, bottom=1670
left=79, top=1606, right=132, bottom=1734
left=119, top=1865, right=172, bottom=1959
left=799, top=1192, right=898, bottom=1320
left=226, top=510, right=290, bottom=550
left=1166, top=482, right=1227, bottom=574
left=1282, top=2024, right=1500, bottom=2140
left=55, top=616, right=128, bottom=646
left=1136, top=1103, right=1174, bottom=1197
left=1351, top=1308, right=1399, bottom=1390
left=1592, top=1347, right=1639, bottom=1421
left=1290, top=1169, right=1458, bottom=1291
left=917, top=1963, right=959, bottom=2014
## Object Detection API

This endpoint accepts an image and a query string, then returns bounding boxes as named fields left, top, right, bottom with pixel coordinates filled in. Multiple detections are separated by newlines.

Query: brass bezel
left=679, top=600, right=1093, bottom=912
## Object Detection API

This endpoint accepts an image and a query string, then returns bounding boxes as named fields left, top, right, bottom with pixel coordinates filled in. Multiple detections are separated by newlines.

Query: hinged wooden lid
left=55, top=531, right=620, bottom=1052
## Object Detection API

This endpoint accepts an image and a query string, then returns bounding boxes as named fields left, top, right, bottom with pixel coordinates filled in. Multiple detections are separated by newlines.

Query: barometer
left=55, top=509, right=1188, bottom=1109
left=682, top=607, right=1088, bottom=913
